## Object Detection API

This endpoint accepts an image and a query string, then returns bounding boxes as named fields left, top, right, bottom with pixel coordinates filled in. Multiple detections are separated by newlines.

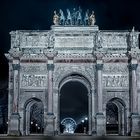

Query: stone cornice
left=20, top=54, right=46, bottom=59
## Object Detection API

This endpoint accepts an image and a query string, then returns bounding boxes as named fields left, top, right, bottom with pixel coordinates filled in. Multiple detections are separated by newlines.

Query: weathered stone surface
left=5, top=25, right=140, bottom=136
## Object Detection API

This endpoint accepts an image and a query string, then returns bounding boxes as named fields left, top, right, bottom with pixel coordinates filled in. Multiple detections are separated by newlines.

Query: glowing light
left=85, top=117, right=88, bottom=120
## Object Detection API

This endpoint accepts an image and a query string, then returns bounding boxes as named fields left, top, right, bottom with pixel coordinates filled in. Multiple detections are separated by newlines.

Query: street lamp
left=85, top=117, right=88, bottom=121
left=84, top=117, right=88, bottom=134
left=35, top=124, right=38, bottom=133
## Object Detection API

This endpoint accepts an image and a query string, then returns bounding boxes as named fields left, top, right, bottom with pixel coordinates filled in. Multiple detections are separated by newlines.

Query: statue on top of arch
left=53, top=8, right=96, bottom=26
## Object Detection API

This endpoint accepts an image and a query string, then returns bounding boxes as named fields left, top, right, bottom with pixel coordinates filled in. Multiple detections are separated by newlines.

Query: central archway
left=58, top=74, right=91, bottom=135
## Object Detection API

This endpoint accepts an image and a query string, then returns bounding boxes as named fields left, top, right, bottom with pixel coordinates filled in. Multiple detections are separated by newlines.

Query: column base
left=44, top=113, right=55, bottom=136
left=8, top=113, right=21, bottom=136
left=95, top=113, right=106, bottom=136
left=131, top=113, right=140, bottom=136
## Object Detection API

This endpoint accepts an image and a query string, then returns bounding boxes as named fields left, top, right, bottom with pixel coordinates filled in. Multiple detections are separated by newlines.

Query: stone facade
left=5, top=25, right=140, bottom=136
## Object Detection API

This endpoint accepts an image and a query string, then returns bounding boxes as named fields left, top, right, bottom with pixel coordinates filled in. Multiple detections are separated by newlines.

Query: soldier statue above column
left=53, top=7, right=96, bottom=26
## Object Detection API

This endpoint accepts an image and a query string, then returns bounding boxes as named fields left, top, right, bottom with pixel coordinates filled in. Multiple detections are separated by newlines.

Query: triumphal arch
left=5, top=9, right=140, bottom=136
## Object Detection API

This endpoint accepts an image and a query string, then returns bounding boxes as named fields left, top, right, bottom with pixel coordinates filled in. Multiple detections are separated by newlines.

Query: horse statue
left=66, top=9, right=72, bottom=25
left=76, top=8, right=82, bottom=25
left=84, top=10, right=89, bottom=25
left=59, top=9, right=65, bottom=25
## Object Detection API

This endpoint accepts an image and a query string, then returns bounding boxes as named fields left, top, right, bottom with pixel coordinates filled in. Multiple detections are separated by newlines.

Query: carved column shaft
left=131, top=63, right=138, bottom=114
left=47, top=64, right=54, bottom=114
left=12, top=63, right=20, bottom=113
left=96, top=63, right=103, bottom=113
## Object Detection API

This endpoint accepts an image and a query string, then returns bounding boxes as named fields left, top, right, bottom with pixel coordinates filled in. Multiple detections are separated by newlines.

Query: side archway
left=106, top=98, right=127, bottom=135
left=23, top=98, right=44, bottom=135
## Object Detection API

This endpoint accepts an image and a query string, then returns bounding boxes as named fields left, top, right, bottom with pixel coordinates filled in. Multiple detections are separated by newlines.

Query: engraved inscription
left=21, top=74, right=47, bottom=88
left=21, top=65, right=47, bottom=74
left=55, top=36, right=93, bottom=48
left=103, top=64, right=128, bottom=73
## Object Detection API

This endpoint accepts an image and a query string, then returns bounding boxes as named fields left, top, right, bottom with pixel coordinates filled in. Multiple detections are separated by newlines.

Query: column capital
left=96, top=63, right=103, bottom=70
left=93, top=52, right=104, bottom=60
left=43, top=49, right=58, bottom=60
left=12, top=64, right=20, bottom=70
left=47, top=64, right=54, bottom=71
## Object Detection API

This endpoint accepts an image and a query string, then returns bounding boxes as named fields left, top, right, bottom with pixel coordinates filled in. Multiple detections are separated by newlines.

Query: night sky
left=0, top=0, right=140, bottom=80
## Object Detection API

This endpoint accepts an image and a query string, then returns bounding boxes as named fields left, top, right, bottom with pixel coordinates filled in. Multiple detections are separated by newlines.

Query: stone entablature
left=9, top=26, right=140, bottom=58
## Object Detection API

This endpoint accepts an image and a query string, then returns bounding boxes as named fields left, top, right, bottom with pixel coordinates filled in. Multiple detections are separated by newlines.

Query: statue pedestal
left=44, top=113, right=55, bottom=136
left=95, top=113, right=106, bottom=136
left=131, top=114, right=140, bottom=136
left=8, top=113, right=21, bottom=136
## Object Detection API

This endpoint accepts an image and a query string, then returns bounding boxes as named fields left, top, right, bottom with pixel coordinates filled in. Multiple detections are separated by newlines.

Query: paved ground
left=0, top=136, right=140, bottom=140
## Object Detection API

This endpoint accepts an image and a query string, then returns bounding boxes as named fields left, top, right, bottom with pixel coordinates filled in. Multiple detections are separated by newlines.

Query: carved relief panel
left=100, top=32, right=128, bottom=50
left=103, top=75, right=128, bottom=87
left=103, top=64, right=129, bottom=88
left=20, top=63, right=47, bottom=89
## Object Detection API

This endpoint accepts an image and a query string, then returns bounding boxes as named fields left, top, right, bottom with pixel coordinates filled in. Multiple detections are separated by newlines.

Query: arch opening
left=24, top=98, right=44, bottom=135
left=106, top=98, right=126, bottom=136
left=59, top=80, right=89, bottom=134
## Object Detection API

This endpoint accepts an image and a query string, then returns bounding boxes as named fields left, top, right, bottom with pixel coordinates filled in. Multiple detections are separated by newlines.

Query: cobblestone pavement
left=0, top=136, right=140, bottom=140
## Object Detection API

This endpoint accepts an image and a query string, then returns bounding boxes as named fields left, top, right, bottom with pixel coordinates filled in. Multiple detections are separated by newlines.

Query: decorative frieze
left=20, top=65, right=47, bottom=74
left=103, top=64, right=128, bottom=73
left=54, top=36, right=94, bottom=48
left=20, top=32, right=49, bottom=48
left=100, top=33, right=128, bottom=49
left=21, top=74, right=47, bottom=88
left=103, top=75, right=128, bottom=87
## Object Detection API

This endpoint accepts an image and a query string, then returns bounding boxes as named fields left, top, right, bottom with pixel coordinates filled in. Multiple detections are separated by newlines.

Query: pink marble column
left=47, top=64, right=54, bottom=114
left=96, top=63, right=103, bottom=113
left=131, top=64, right=138, bottom=114
left=12, top=63, right=20, bottom=113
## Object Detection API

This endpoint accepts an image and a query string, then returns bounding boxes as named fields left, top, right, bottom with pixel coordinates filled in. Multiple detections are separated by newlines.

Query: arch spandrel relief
left=53, top=64, right=95, bottom=90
